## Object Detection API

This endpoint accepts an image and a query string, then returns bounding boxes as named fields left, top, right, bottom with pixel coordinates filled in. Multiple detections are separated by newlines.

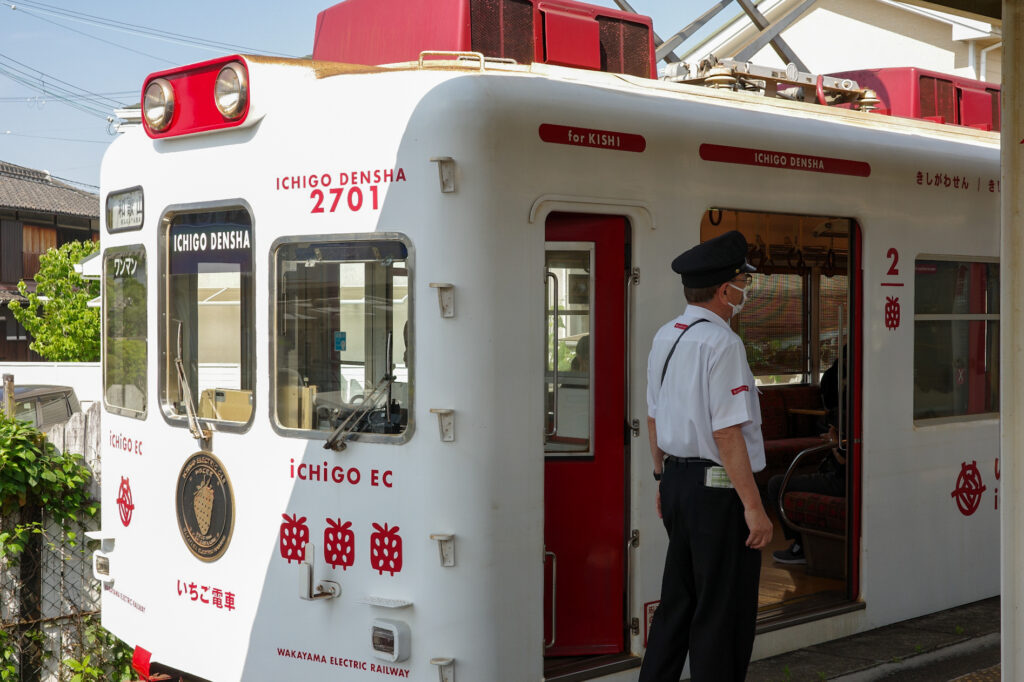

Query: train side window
left=544, top=247, right=592, bottom=455
left=913, top=259, right=999, bottom=421
left=164, top=209, right=254, bottom=426
left=273, top=237, right=410, bottom=440
left=104, top=245, right=147, bottom=418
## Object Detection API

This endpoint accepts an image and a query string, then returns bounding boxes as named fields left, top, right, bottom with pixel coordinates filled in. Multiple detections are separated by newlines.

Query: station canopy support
left=612, top=0, right=813, bottom=71
left=1001, top=3, right=1022, bottom=679
left=623, top=0, right=1000, bottom=74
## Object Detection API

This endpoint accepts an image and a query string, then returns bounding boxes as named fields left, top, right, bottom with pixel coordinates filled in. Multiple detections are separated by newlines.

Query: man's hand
left=714, top=424, right=773, bottom=550
left=649, top=417, right=665, bottom=520
left=743, top=506, right=772, bottom=549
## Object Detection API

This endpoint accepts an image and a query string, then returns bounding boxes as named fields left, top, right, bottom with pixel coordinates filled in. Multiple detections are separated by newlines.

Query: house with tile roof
left=0, top=161, right=99, bottom=360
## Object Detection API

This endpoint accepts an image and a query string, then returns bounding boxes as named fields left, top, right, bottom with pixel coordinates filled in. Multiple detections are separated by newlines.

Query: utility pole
left=3, top=373, right=13, bottom=416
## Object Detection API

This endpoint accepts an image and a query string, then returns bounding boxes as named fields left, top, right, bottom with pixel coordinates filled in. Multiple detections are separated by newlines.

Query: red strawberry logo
left=369, top=523, right=403, bottom=576
left=324, top=518, right=355, bottom=570
left=279, top=513, right=309, bottom=564
left=885, top=296, right=901, bottom=330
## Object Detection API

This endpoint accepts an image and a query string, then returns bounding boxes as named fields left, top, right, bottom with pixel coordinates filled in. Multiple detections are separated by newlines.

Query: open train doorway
left=543, top=213, right=633, bottom=679
left=700, top=209, right=861, bottom=624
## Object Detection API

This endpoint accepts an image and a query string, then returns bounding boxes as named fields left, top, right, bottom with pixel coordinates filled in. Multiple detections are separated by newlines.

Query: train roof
left=239, top=54, right=1000, bottom=150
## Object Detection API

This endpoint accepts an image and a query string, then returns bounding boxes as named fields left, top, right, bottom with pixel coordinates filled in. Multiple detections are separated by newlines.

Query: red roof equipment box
left=830, top=67, right=1000, bottom=131
left=312, top=0, right=656, bottom=78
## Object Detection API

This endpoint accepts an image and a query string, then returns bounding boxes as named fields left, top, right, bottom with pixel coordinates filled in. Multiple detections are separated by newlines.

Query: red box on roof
left=829, top=67, right=1001, bottom=131
left=312, top=0, right=655, bottom=78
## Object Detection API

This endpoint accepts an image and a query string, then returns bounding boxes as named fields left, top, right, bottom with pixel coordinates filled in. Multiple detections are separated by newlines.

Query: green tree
left=8, top=241, right=100, bottom=361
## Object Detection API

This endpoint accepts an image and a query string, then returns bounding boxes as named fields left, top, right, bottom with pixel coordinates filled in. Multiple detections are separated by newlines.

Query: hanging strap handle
left=660, top=319, right=708, bottom=387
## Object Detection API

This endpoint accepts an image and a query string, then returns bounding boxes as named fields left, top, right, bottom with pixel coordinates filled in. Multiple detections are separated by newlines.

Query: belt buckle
left=704, top=466, right=734, bottom=489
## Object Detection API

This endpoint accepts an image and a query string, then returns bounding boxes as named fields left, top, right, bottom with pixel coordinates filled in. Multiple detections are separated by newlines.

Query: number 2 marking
left=886, top=248, right=899, bottom=276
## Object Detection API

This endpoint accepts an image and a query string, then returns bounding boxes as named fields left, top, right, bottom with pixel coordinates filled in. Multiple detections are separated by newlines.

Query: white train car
left=92, top=1, right=1001, bottom=680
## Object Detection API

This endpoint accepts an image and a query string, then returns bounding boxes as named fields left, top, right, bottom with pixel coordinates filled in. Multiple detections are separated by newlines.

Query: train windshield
left=273, top=238, right=410, bottom=438
left=164, top=208, right=255, bottom=425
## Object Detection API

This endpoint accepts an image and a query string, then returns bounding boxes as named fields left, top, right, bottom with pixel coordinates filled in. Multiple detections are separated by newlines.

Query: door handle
left=545, top=272, right=560, bottom=438
left=544, top=549, right=557, bottom=649
left=625, top=267, right=640, bottom=437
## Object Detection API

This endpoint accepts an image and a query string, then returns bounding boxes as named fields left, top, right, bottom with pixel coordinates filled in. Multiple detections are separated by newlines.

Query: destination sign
left=169, top=223, right=252, bottom=275
left=539, top=124, right=647, bottom=153
left=699, top=143, right=871, bottom=177
left=106, top=187, right=144, bottom=232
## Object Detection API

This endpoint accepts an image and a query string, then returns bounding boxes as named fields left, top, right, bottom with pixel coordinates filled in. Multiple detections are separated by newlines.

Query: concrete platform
left=738, top=597, right=1000, bottom=681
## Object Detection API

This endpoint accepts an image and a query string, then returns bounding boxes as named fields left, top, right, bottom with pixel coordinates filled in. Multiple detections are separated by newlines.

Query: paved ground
left=951, top=664, right=1001, bottom=681
left=738, top=597, right=1000, bottom=681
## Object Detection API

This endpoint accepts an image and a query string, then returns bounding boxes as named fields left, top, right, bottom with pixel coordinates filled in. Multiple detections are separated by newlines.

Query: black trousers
left=639, top=459, right=761, bottom=682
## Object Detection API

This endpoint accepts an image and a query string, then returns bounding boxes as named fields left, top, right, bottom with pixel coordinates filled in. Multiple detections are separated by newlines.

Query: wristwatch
left=653, top=470, right=662, bottom=481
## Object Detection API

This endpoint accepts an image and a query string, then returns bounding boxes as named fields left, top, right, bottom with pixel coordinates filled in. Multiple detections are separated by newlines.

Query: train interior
left=700, top=209, right=858, bottom=624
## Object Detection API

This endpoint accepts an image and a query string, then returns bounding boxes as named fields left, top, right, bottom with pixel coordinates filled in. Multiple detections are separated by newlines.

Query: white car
left=1, top=385, right=82, bottom=430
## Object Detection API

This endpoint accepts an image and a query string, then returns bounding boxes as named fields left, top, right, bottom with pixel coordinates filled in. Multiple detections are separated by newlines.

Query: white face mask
left=727, top=283, right=748, bottom=317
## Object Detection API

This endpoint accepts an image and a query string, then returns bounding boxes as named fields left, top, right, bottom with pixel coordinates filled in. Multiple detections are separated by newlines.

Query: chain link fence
left=0, top=402, right=124, bottom=682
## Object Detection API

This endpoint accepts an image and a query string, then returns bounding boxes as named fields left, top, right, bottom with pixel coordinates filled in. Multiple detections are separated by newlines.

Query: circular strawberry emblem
left=176, top=451, right=234, bottom=562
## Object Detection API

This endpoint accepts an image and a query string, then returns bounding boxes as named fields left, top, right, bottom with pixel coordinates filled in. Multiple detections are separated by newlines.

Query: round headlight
left=143, top=78, right=175, bottom=132
left=215, top=62, right=248, bottom=120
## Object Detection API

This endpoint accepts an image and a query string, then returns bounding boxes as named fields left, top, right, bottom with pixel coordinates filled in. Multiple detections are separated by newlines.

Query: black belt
left=664, top=455, right=717, bottom=466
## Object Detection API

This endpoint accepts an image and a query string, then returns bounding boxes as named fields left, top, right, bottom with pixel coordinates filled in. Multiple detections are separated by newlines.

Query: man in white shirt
left=639, top=230, right=772, bottom=681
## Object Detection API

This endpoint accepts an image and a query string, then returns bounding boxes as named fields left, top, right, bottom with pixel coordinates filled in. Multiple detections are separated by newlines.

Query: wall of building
left=0, top=361, right=101, bottom=407
left=686, top=0, right=1002, bottom=84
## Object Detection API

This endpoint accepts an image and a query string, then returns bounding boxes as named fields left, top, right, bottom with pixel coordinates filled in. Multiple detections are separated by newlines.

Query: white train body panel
left=97, top=56, right=1000, bottom=680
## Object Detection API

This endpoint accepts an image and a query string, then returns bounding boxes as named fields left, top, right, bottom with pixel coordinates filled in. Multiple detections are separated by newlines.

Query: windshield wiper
left=324, top=332, right=396, bottom=451
left=322, top=374, right=395, bottom=451
left=176, top=322, right=211, bottom=443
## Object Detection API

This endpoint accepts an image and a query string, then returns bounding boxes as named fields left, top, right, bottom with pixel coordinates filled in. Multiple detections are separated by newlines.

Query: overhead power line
left=5, top=1, right=297, bottom=58
left=7, top=5, right=179, bottom=67
left=51, top=174, right=99, bottom=191
left=0, top=91, right=135, bottom=103
left=0, top=57, right=115, bottom=120
left=2, top=130, right=112, bottom=144
left=0, top=51, right=123, bottom=106
left=0, top=69, right=110, bottom=119
left=0, top=51, right=131, bottom=121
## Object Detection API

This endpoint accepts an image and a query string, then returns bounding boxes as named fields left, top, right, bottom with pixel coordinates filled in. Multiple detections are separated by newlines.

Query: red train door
left=543, top=213, right=627, bottom=656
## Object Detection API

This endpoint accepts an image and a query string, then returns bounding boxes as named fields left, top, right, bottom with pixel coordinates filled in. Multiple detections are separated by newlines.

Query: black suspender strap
left=660, top=318, right=708, bottom=387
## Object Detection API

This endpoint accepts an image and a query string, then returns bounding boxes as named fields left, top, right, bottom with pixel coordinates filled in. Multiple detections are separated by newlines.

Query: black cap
left=671, top=230, right=756, bottom=288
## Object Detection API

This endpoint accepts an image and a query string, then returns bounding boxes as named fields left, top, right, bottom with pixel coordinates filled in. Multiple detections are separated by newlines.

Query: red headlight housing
left=142, top=56, right=251, bottom=138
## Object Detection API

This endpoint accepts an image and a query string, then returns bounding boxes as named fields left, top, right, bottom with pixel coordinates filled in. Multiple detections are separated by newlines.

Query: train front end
left=95, top=50, right=551, bottom=680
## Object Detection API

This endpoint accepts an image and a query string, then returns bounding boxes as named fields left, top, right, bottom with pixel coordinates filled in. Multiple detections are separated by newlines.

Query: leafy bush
left=0, top=412, right=131, bottom=681
left=0, top=414, right=96, bottom=558
left=64, top=616, right=134, bottom=682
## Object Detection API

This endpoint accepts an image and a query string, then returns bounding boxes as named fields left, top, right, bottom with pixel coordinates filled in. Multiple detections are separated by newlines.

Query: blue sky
left=0, top=1, right=720, bottom=191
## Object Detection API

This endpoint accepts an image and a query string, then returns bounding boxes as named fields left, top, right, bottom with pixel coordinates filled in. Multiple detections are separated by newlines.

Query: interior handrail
left=776, top=441, right=845, bottom=541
